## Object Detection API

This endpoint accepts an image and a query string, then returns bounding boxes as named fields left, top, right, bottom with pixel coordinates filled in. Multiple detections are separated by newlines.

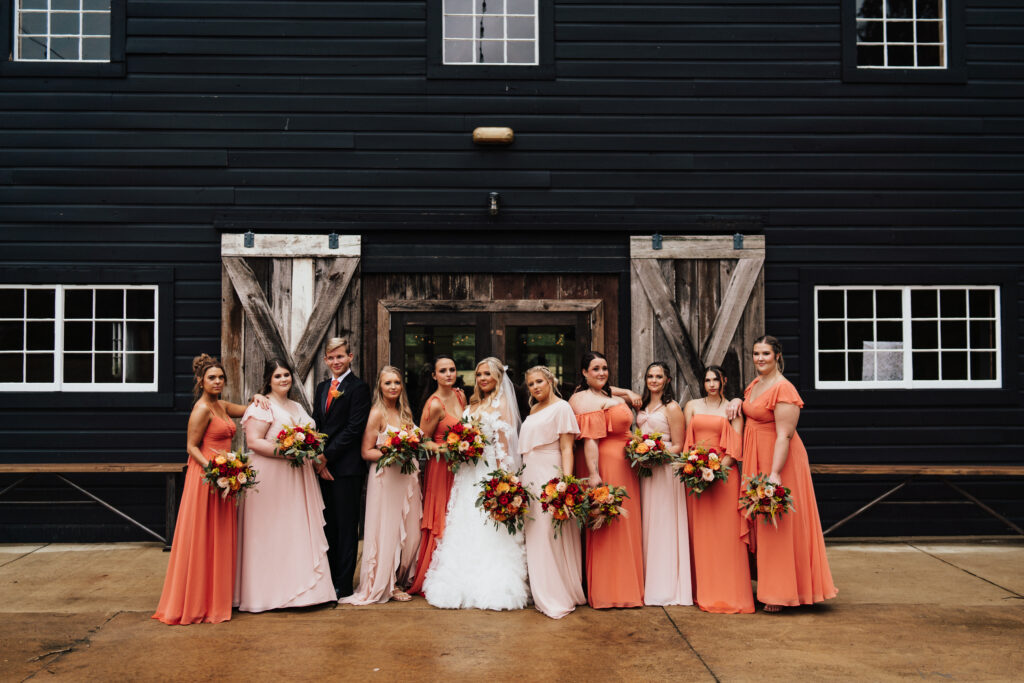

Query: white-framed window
left=0, top=285, right=158, bottom=391
left=855, top=0, right=946, bottom=68
left=442, top=0, right=538, bottom=65
left=14, top=0, right=112, bottom=62
left=814, top=285, right=1000, bottom=389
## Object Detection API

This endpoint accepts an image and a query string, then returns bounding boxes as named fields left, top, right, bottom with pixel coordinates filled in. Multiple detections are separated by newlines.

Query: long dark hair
left=700, top=365, right=731, bottom=400
left=573, top=350, right=611, bottom=397
left=753, top=334, right=785, bottom=373
left=259, top=358, right=294, bottom=397
left=419, top=354, right=456, bottom=410
left=640, top=361, right=676, bottom=407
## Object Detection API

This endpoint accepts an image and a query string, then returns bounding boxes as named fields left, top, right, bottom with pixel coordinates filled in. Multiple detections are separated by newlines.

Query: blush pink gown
left=520, top=400, right=585, bottom=619
left=341, top=425, right=423, bottom=605
left=637, top=403, right=693, bottom=606
left=235, top=402, right=336, bottom=612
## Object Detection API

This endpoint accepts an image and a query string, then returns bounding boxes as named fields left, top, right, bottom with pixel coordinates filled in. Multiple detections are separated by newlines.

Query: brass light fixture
left=473, top=127, right=515, bottom=145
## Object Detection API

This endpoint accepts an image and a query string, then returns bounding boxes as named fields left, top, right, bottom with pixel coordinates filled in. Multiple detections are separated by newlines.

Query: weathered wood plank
left=630, top=235, right=766, bottom=260
left=701, top=255, right=765, bottom=367
left=292, top=256, right=359, bottom=381
left=630, top=264, right=656, bottom=392
left=221, top=232, right=360, bottom=257
left=380, top=299, right=603, bottom=313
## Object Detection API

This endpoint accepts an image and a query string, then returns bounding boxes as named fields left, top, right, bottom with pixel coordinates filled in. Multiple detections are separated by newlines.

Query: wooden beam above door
left=221, top=233, right=360, bottom=258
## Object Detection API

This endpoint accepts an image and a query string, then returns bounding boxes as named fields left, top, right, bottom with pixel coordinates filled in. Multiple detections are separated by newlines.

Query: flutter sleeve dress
left=742, top=378, right=837, bottom=607
left=684, top=412, right=754, bottom=613
left=520, top=400, right=585, bottom=619
left=573, top=402, right=644, bottom=609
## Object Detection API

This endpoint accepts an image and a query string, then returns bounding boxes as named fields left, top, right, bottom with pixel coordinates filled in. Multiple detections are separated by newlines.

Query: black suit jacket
left=312, top=372, right=371, bottom=478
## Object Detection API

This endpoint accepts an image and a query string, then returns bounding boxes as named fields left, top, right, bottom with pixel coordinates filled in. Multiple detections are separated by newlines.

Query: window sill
left=841, top=64, right=967, bottom=84
left=0, top=60, right=125, bottom=78
left=426, top=63, right=555, bottom=80
left=0, top=390, right=172, bottom=409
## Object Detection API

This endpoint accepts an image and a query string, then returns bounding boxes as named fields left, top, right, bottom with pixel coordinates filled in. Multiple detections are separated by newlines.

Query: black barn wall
left=1, top=0, right=1022, bottom=540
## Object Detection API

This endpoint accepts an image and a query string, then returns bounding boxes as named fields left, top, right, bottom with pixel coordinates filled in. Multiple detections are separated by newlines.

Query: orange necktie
left=325, top=378, right=339, bottom=411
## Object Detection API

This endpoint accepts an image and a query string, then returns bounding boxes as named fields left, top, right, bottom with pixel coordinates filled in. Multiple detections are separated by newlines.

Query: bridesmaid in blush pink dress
left=341, top=366, right=423, bottom=605
left=636, top=362, right=692, bottom=606
left=520, top=366, right=585, bottom=619
left=236, top=359, right=336, bottom=612
left=684, top=366, right=754, bottom=614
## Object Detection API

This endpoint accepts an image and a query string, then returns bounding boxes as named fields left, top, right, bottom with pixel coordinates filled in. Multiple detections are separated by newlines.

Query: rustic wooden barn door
left=220, top=234, right=361, bottom=415
left=630, top=235, right=765, bottom=402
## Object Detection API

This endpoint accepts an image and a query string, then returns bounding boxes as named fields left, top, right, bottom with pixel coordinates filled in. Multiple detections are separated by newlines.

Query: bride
left=421, top=357, right=530, bottom=610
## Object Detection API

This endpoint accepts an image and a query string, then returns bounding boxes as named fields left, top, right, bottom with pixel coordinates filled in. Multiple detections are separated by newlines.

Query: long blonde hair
left=372, top=366, right=414, bottom=427
left=470, top=357, right=505, bottom=407
left=525, top=365, right=560, bottom=406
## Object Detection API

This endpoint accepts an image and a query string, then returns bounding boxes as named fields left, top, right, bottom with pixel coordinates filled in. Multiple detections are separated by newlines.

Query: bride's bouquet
left=440, top=417, right=488, bottom=473
left=538, top=473, right=589, bottom=538
left=376, top=425, right=426, bottom=475
left=738, top=473, right=794, bottom=528
left=476, top=468, right=533, bottom=535
left=202, top=448, right=258, bottom=503
left=673, top=441, right=729, bottom=497
left=275, top=422, right=327, bottom=468
left=585, top=482, right=629, bottom=531
left=625, top=428, right=674, bottom=478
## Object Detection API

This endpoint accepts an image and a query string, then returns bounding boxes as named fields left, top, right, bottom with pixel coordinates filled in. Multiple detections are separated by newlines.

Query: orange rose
left=635, top=443, right=650, bottom=455
left=683, top=463, right=694, bottom=474
left=446, top=433, right=460, bottom=445
left=496, top=482, right=511, bottom=494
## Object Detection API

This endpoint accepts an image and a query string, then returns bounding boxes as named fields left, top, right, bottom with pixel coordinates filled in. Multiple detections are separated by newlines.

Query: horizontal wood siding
left=1, top=0, right=1022, bottom=539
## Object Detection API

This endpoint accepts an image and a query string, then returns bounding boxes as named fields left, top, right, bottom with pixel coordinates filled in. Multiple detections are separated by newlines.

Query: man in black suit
left=311, top=336, right=371, bottom=599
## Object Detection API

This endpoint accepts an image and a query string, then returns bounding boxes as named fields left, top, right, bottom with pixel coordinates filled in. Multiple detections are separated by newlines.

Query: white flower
left=236, top=473, right=247, bottom=485
left=216, top=476, right=229, bottom=489
left=709, top=453, right=720, bottom=462
left=398, top=430, right=408, bottom=439
left=644, top=439, right=656, bottom=448
left=688, top=453, right=699, bottom=462
left=512, top=496, right=523, bottom=507
left=764, top=485, right=775, bottom=498
left=458, top=441, right=469, bottom=453
left=701, top=468, right=715, bottom=482
left=294, top=430, right=304, bottom=440
left=555, top=481, right=568, bottom=493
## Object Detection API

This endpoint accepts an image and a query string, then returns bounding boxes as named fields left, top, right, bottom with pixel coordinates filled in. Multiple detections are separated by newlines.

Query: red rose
left=305, top=434, right=316, bottom=444
left=390, top=436, right=401, bottom=447
left=567, top=484, right=579, bottom=495
left=498, top=494, right=511, bottom=506
left=489, top=478, right=498, bottom=487
left=277, top=430, right=287, bottom=440
left=541, top=503, right=549, bottom=512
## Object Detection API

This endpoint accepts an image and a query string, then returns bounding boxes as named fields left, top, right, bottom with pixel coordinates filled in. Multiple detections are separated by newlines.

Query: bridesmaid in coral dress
left=235, top=359, right=336, bottom=612
left=407, top=355, right=465, bottom=596
left=735, top=335, right=837, bottom=612
left=153, top=354, right=263, bottom=625
left=342, top=366, right=423, bottom=604
left=520, top=366, right=585, bottom=619
left=684, top=366, right=754, bottom=614
left=569, top=351, right=644, bottom=609
left=636, top=362, right=692, bottom=606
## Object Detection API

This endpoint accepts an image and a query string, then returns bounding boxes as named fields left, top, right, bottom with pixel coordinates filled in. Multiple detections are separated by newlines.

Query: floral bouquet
left=538, top=473, right=590, bottom=538
left=376, top=425, right=426, bottom=475
left=738, top=473, right=794, bottom=528
left=585, top=483, right=629, bottom=531
left=440, top=417, right=488, bottom=473
left=625, top=429, right=674, bottom=477
left=202, top=449, right=258, bottom=503
left=673, top=442, right=729, bottom=497
left=275, top=422, right=327, bottom=468
left=476, top=468, right=532, bottom=535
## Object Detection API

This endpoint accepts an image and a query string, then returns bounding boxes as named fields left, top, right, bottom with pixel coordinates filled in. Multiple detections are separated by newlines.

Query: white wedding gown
left=421, top=400, right=530, bottom=610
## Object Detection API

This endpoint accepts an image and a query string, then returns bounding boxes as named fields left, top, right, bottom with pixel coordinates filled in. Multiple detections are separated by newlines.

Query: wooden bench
left=0, top=463, right=185, bottom=549
left=809, top=464, right=1024, bottom=536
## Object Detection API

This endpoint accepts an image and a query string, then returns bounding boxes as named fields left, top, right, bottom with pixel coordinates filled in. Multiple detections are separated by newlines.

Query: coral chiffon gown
left=153, top=415, right=238, bottom=625
left=742, top=378, right=837, bottom=607
left=407, top=393, right=464, bottom=595
left=574, top=402, right=644, bottom=608
left=520, top=400, right=585, bottom=619
left=341, top=425, right=423, bottom=605
left=637, top=403, right=692, bottom=606
left=684, top=413, right=754, bottom=613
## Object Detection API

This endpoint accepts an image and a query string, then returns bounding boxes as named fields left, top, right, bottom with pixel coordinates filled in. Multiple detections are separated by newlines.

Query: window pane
left=125, top=290, right=155, bottom=318
left=912, top=320, right=938, bottom=349
left=941, top=351, right=967, bottom=380
left=64, top=321, right=93, bottom=351
left=0, top=354, right=24, bottom=382
left=507, top=17, right=534, bottom=39
left=846, top=290, right=873, bottom=318
left=125, top=353, right=154, bottom=383
left=84, top=0, right=112, bottom=9
left=875, top=351, right=904, bottom=381
left=506, top=40, right=535, bottom=64
left=479, top=39, right=504, bottom=63
left=444, top=15, right=473, bottom=38
left=94, top=321, right=123, bottom=351
left=970, top=352, right=996, bottom=381
left=64, top=353, right=92, bottom=382
left=82, top=36, right=109, bottom=60
left=848, top=352, right=865, bottom=381
left=65, top=290, right=92, bottom=318
left=18, top=12, right=48, bottom=35
left=912, top=351, right=939, bottom=380
left=0, top=290, right=23, bottom=318
left=94, top=353, right=123, bottom=383
left=480, top=17, right=504, bottom=39
left=888, top=22, right=913, bottom=43
left=82, top=12, right=108, bottom=35
left=887, top=0, right=913, bottom=18
left=476, top=0, right=503, bottom=12
left=817, top=289, right=845, bottom=318
left=887, top=45, right=914, bottom=66
left=20, top=0, right=49, bottom=9
left=50, top=12, right=81, bottom=35
left=126, top=321, right=154, bottom=351
left=917, top=46, right=942, bottom=67
left=0, top=322, right=23, bottom=351
left=52, top=0, right=80, bottom=9
left=18, top=37, right=48, bottom=60
left=916, top=0, right=941, bottom=19
left=26, top=353, right=54, bottom=382
left=857, top=0, right=884, bottom=18
left=444, top=39, right=473, bottom=63
left=969, top=320, right=996, bottom=349
left=876, top=290, right=902, bottom=319
left=507, top=0, right=535, bottom=13
left=877, top=320, right=903, bottom=342
left=26, top=289, right=55, bottom=318
left=911, top=289, right=937, bottom=318
left=818, top=321, right=845, bottom=350
left=940, top=289, right=966, bottom=317
left=445, top=0, right=472, bottom=13
left=95, top=289, right=123, bottom=318
left=26, top=321, right=54, bottom=351
left=940, top=320, right=967, bottom=348
left=49, top=37, right=80, bottom=60
left=917, top=21, right=941, bottom=43
left=857, top=20, right=882, bottom=44
left=968, top=289, right=995, bottom=317
left=847, top=321, right=874, bottom=349
left=819, top=352, right=845, bottom=381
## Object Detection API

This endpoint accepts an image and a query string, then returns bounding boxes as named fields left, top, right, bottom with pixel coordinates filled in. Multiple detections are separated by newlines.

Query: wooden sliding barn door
left=220, top=234, right=361, bottom=415
left=630, top=235, right=765, bottom=402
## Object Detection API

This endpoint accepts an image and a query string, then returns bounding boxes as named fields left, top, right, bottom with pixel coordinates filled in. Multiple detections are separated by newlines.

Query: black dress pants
left=320, top=474, right=363, bottom=597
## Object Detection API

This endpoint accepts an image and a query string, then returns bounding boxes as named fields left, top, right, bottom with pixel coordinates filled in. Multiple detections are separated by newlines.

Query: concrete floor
left=1, top=540, right=1022, bottom=682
